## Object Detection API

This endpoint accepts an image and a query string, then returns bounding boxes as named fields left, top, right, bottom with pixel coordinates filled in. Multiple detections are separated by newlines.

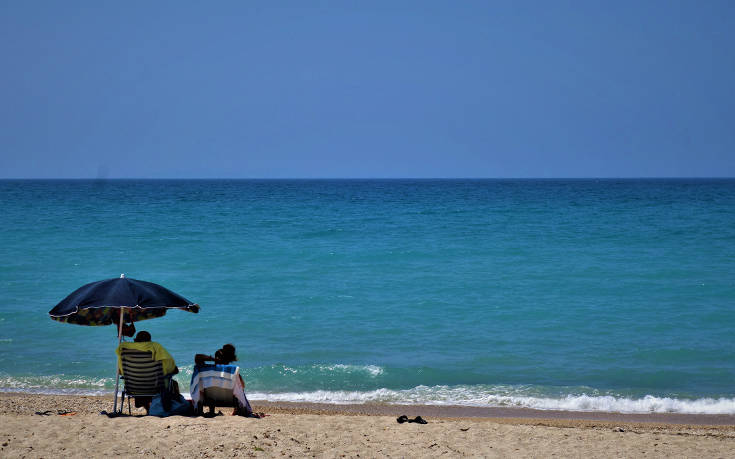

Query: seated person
left=192, top=344, right=261, bottom=418
left=195, top=343, right=237, bottom=366
left=116, top=331, right=179, bottom=412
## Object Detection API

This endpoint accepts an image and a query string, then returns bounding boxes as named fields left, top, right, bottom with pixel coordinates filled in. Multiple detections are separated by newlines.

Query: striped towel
left=190, top=364, right=249, bottom=410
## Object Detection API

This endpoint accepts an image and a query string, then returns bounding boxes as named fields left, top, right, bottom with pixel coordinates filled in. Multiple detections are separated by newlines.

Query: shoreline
left=2, top=392, right=734, bottom=427
left=253, top=400, right=735, bottom=426
left=2, top=392, right=734, bottom=457
left=4, top=387, right=734, bottom=419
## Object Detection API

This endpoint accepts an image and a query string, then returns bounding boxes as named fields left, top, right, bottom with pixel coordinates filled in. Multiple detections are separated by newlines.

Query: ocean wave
left=2, top=372, right=734, bottom=414
left=314, top=364, right=384, bottom=377
left=246, top=386, right=735, bottom=415
left=176, top=362, right=385, bottom=388
left=0, top=374, right=113, bottom=396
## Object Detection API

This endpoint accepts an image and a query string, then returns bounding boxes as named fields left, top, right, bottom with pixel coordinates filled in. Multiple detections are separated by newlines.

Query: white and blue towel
left=190, top=364, right=249, bottom=410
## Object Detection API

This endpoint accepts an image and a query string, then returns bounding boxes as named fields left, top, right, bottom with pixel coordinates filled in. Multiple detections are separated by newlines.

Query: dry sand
left=1, top=392, right=734, bottom=458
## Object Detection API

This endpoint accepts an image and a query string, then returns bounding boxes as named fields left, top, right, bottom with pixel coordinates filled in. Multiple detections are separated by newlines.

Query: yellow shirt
left=116, top=341, right=176, bottom=376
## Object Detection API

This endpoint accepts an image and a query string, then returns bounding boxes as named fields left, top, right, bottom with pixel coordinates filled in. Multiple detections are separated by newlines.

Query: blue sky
left=1, top=1, right=733, bottom=178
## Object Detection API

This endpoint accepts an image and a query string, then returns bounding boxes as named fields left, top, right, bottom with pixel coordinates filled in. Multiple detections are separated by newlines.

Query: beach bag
left=149, top=392, right=193, bottom=417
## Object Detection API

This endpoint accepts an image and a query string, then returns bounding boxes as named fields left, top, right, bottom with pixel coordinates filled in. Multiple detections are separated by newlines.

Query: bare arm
left=195, top=353, right=214, bottom=366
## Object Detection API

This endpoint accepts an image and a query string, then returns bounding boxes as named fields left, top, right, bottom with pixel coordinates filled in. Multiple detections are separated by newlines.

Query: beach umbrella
left=49, top=274, right=200, bottom=412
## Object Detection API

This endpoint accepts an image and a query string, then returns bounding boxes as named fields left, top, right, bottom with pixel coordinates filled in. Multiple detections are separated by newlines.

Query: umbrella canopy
left=49, top=275, right=199, bottom=325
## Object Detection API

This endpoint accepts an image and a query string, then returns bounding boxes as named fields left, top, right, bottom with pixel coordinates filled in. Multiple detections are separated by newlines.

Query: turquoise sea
left=1, top=179, right=734, bottom=414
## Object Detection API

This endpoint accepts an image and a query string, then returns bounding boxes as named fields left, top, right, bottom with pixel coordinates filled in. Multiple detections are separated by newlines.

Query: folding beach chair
left=119, top=348, right=172, bottom=415
left=190, top=364, right=253, bottom=416
left=201, top=385, right=239, bottom=413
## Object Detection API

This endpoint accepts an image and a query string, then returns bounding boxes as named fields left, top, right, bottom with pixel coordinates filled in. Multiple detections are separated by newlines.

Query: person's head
left=215, top=344, right=237, bottom=364
left=134, top=331, right=151, bottom=343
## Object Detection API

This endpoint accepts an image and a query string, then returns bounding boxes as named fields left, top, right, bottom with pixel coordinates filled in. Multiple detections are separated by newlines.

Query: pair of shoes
left=396, top=415, right=428, bottom=424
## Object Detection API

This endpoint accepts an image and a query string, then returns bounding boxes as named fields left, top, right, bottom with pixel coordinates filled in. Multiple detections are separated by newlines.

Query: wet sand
left=254, top=400, right=735, bottom=426
left=1, top=392, right=734, bottom=457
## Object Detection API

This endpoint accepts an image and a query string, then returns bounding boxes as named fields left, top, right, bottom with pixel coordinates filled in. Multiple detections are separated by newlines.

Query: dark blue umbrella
left=49, top=274, right=200, bottom=413
left=49, top=275, right=199, bottom=325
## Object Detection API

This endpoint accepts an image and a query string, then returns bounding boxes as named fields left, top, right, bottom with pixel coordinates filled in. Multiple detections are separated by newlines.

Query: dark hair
left=134, top=331, right=151, bottom=343
left=217, top=343, right=237, bottom=364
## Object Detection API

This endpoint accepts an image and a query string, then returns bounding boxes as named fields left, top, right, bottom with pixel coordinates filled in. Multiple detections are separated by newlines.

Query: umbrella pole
left=112, top=308, right=124, bottom=413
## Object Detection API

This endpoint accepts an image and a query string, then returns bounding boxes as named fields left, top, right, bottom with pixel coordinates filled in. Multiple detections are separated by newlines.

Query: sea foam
left=246, top=386, right=735, bottom=415
left=2, top=373, right=734, bottom=414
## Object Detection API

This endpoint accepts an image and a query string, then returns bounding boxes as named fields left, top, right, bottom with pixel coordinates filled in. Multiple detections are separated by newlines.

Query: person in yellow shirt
left=116, top=331, right=177, bottom=375
left=116, top=331, right=179, bottom=412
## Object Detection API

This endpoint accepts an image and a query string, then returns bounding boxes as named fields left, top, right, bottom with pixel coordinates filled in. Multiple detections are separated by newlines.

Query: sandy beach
left=1, top=393, right=734, bottom=458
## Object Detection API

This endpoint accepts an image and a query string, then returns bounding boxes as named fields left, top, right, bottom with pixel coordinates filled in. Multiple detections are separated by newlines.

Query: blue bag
left=149, top=392, right=193, bottom=417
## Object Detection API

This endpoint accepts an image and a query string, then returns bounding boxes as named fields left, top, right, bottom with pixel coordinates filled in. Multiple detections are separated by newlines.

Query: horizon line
left=1, top=176, right=734, bottom=181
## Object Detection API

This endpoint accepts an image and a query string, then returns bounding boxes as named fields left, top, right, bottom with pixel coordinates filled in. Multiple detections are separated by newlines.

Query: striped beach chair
left=190, top=364, right=253, bottom=416
left=119, top=348, right=171, bottom=414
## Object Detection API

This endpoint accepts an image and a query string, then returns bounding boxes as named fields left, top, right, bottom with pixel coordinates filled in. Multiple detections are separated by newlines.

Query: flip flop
left=410, top=416, right=428, bottom=424
left=35, top=410, right=53, bottom=416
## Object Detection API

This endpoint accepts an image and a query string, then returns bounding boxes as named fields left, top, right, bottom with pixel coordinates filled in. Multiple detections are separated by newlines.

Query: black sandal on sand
left=396, top=415, right=409, bottom=424
left=410, top=416, right=428, bottom=424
